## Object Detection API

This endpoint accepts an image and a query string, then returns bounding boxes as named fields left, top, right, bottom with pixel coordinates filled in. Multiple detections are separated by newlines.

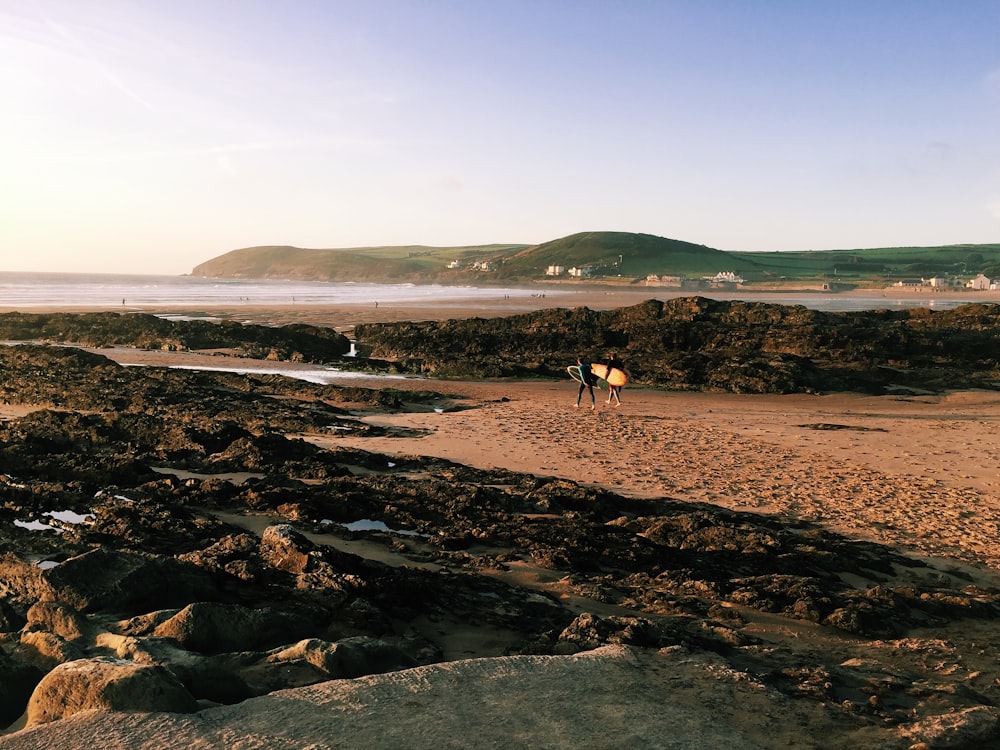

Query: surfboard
left=568, top=364, right=625, bottom=387
left=591, top=363, right=627, bottom=387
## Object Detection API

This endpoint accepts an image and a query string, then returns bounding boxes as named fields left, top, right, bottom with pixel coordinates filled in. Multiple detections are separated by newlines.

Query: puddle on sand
left=331, top=518, right=427, bottom=537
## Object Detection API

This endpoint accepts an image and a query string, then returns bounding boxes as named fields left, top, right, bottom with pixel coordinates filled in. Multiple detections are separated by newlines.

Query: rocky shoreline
left=7, top=295, right=1000, bottom=394
left=3, top=302, right=1000, bottom=747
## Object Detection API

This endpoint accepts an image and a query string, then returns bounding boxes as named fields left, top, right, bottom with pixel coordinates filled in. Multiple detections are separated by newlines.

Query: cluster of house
left=447, top=259, right=495, bottom=272
left=544, top=265, right=595, bottom=278
left=893, top=274, right=998, bottom=290
left=644, top=271, right=745, bottom=289
left=445, top=257, right=998, bottom=291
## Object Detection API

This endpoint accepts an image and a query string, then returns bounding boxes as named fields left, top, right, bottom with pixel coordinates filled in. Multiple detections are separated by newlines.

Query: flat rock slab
left=0, top=647, right=771, bottom=749
left=0, top=645, right=947, bottom=749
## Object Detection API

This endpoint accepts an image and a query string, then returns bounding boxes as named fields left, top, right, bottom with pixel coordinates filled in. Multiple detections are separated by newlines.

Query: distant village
left=446, top=258, right=1000, bottom=291
left=446, top=258, right=753, bottom=287
left=888, top=273, right=999, bottom=291
left=643, top=271, right=1000, bottom=291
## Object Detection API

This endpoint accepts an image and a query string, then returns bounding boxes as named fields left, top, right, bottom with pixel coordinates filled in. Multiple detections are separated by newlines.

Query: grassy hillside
left=740, top=244, right=1000, bottom=281
left=495, top=231, right=758, bottom=278
left=191, top=244, right=529, bottom=282
left=190, top=234, right=1000, bottom=285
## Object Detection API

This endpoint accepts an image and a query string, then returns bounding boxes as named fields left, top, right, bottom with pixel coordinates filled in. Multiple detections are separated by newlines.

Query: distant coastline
left=2, top=271, right=998, bottom=331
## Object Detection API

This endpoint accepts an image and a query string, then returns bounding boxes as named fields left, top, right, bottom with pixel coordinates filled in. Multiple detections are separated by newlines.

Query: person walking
left=604, top=352, right=625, bottom=405
left=575, top=357, right=597, bottom=410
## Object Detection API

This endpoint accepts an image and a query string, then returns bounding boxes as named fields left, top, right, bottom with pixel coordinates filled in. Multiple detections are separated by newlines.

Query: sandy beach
left=324, top=386, right=1000, bottom=573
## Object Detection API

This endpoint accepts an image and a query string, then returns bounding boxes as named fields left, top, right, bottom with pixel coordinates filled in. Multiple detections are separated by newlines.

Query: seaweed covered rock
left=0, top=312, right=350, bottom=361
left=355, top=298, right=1000, bottom=393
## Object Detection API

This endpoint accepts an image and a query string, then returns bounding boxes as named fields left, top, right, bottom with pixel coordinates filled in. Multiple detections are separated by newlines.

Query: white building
left=645, top=274, right=684, bottom=287
left=706, top=271, right=744, bottom=284
left=545, top=265, right=565, bottom=276
left=968, top=273, right=992, bottom=290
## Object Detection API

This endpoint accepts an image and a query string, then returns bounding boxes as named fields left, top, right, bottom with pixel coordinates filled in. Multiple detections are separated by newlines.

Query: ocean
left=0, top=271, right=991, bottom=312
left=0, top=272, right=566, bottom=308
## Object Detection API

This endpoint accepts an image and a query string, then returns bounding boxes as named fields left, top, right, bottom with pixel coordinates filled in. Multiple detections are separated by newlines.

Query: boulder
left=40, top=548, right=178, bottom=612
left=15, top=631, right=84, bottom=671
left=98, top=633, right=255, bottom=705
left=268, top=636, right=418, bottom=679
left=260, top=524, right=313, bottom=574
left=0, top=555, right=46, bottom=605
left=555, top=613, right=660, bottom=655
left=25, top=657, right=198, bottom=727
left=98, top=632, right=201, bottom=672
left=152, top=601, right=311, bottom=654
left=24, top=601, right=88, bottom=641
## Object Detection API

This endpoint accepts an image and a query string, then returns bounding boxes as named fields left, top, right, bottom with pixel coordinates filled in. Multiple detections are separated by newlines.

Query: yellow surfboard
left=591, top=363, right=626, bottom=387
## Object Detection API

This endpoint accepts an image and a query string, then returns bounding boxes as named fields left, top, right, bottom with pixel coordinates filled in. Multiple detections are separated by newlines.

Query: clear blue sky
left=2, top=0, right=999, bottom=274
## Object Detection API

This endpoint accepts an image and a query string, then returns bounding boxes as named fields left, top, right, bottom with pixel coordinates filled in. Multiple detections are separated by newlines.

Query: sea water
left=0, top=272, right=564, bottom=308
left=0, top=271, right=989, bottom=312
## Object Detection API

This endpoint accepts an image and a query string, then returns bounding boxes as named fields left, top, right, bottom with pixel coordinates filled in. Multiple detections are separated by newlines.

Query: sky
left=2, top=0, right=1000, bottom=275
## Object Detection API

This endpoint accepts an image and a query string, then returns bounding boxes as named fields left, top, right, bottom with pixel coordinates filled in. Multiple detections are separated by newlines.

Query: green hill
left=496, top=231, right=757, bottom=278
left=740, top=244, right=1000, bottom=281
left=190, top=244, right=529, bottom=282
left=190, top=233, right=1000, bottom=285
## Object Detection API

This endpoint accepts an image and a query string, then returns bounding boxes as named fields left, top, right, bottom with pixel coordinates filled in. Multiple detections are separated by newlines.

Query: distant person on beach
left=575, top=357, right=597, bottom=410
left=604, top=352, right=625, bottom=406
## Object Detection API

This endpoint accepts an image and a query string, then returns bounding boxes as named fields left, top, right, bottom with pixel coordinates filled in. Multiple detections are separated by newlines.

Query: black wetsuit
left=577, top=362, right=596, bottom=405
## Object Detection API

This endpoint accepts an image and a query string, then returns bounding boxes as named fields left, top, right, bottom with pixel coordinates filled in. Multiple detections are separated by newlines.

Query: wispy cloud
left=37, top=9, right=154, bottom=111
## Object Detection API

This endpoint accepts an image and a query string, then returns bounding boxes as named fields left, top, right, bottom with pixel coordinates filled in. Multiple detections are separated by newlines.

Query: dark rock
left=151, top=602, right=313, bottom=654
left=269, top=636, right=419, bottom=679
left=24, top=601, right=89, bottom=641
left=0, top=598, right=28, bottom=633
left=354, top=298, right=1000, bottom=393
left=14, top=631, right=85, bottom=671
left=0, top=555, right=48, bottom=606
left=40, top=549, right=219, bottom=614
left=0, top=651, right=43, bottom=727
left=260, top=524, right=314, bottom=574
left=3, top=309, right=1000, bottom=740
left=0, top=312, right=350, bottom=362
left=555, top=613, right=662, bottom=654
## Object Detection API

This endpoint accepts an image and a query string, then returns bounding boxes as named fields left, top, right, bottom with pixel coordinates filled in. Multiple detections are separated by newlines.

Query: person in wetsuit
left=604, top=352, right=625, bottom=405
left=575, top=357, right=597, bottom=410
